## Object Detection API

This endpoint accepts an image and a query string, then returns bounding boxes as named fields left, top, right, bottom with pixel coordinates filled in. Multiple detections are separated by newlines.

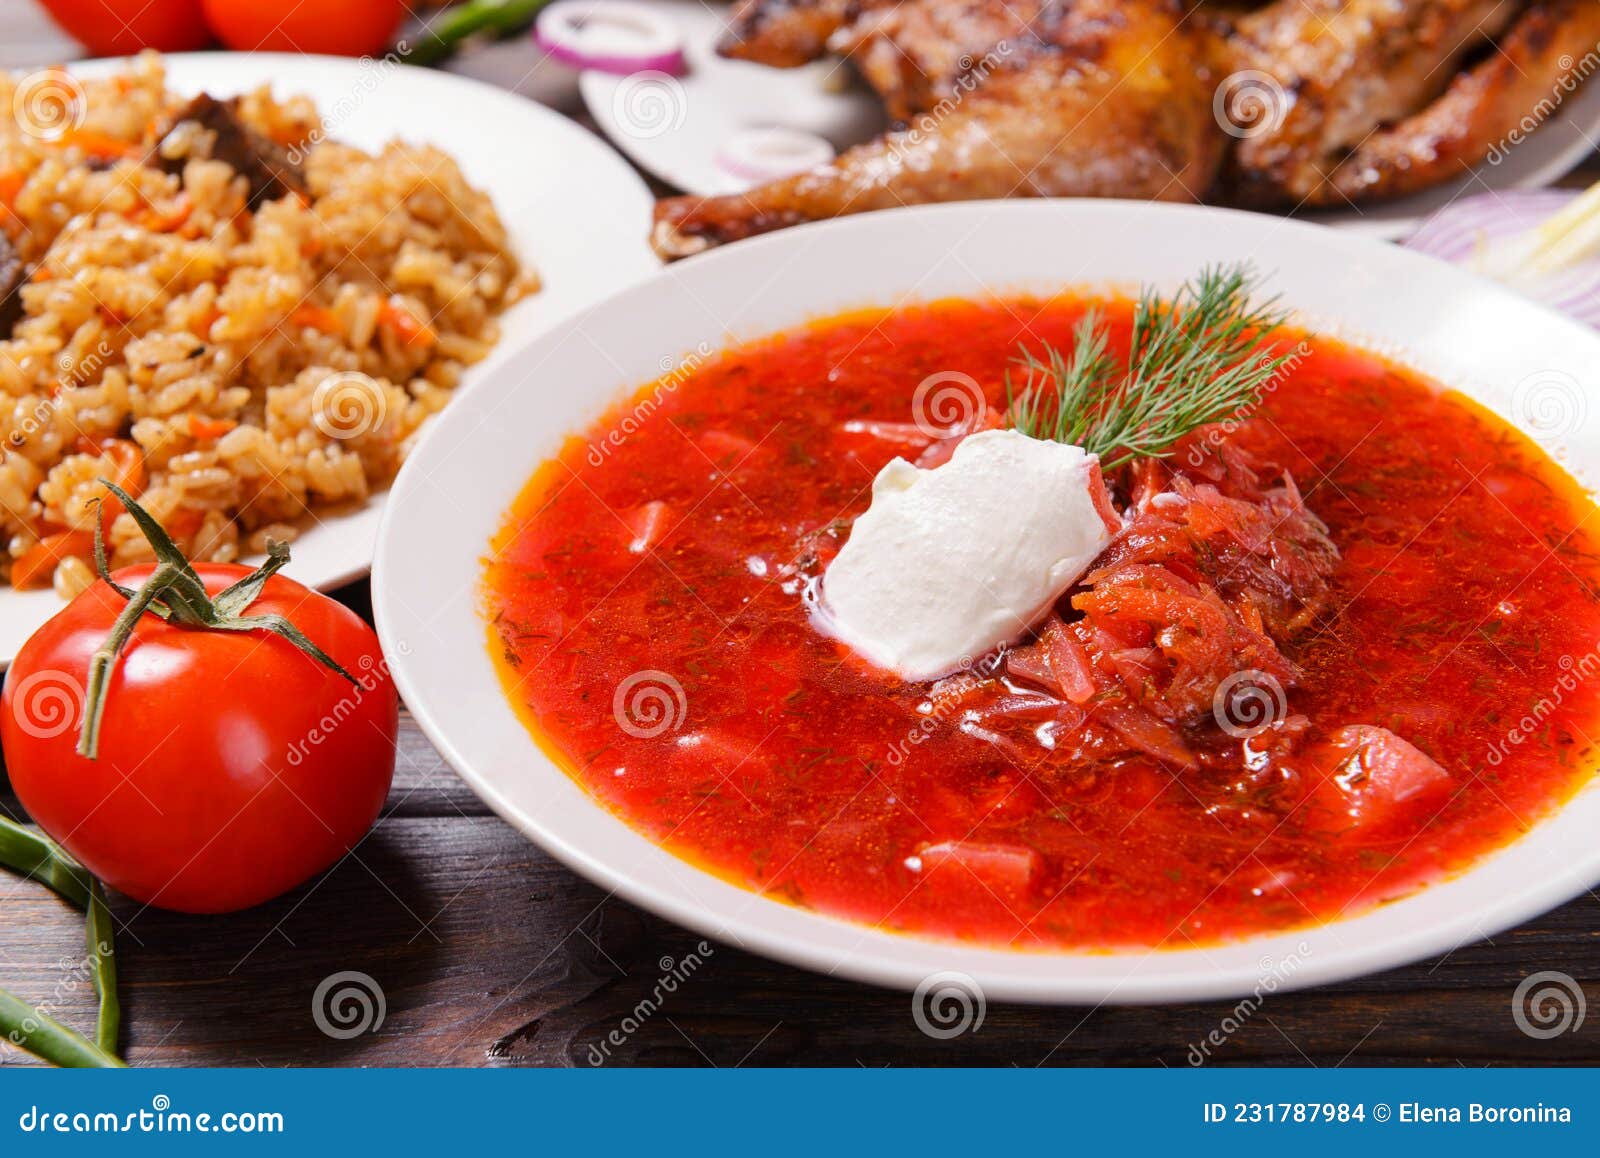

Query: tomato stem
left=79, top=561, right=179, bottom=760
left=76, top=481, right=358, bottom=761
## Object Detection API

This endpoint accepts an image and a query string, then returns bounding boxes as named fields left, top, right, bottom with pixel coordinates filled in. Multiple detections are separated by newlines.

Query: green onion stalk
left=0, top=814, right=123, bottom=1067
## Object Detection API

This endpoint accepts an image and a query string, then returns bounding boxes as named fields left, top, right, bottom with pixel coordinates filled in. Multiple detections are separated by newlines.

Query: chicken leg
left=653, top=0, right=1225, bottom=259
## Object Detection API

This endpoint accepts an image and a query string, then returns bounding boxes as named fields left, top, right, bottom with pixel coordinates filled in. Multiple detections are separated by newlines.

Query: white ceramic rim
left=374, top=199, right=1600, bottom=1004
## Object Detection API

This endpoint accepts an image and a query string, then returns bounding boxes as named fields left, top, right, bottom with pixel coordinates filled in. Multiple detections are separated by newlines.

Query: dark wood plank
left=3, top=781, right=1599, bottom=1067
left=385, top=711, right=494, bottom=819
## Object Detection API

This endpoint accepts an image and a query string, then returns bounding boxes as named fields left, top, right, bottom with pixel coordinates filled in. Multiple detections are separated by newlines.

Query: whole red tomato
left=2, top=561, right=397, bottom=914
left=38, top=0, right=212, bottom=55
left=201, top=0, right=409, bottom=57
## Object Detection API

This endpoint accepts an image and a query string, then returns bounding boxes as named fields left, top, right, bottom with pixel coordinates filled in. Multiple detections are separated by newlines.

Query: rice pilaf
left=0, top=53, right=534, bottom=597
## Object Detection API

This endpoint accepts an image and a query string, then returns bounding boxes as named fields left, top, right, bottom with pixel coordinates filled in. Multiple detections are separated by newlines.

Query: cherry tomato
left=38, top=0, right=212, bottom=56
left=2, top=562, right=398, bottom=913
left=201, top=0, right=409, bottom=57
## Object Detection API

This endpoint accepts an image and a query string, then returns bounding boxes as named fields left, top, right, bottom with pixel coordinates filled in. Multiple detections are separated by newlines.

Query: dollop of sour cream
left=816, top=429, right=1118, bottom=680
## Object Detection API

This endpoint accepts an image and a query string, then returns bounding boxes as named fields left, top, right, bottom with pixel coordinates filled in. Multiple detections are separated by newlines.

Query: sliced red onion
left=534, top=0, right=687, bottom=77
left=1403, top=188, right=1600, bottom=330
left=715, top=127, right=835, bottom=184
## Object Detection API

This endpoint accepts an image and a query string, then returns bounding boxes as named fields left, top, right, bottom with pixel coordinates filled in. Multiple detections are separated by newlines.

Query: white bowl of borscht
left=374, top=201, right=1600, bottom=1003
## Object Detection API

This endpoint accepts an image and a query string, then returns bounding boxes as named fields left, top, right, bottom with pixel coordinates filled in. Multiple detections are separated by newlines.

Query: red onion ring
left=1403, top=190, right=1600, bottom=330
left=534, top=0, right=687, bottom=77
left=715, top=127, right=835, bottom=185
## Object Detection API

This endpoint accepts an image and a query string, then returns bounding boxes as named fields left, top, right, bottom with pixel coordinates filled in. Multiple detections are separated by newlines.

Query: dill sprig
left=1006, top=264, right=1295, bottom=471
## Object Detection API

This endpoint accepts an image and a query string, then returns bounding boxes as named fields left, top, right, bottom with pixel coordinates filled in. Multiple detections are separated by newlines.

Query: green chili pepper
left=404, top=0, right=555, bottom=67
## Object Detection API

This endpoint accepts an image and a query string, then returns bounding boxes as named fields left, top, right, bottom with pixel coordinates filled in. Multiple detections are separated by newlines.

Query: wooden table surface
left=3, top=3, right=1600, bottom=1069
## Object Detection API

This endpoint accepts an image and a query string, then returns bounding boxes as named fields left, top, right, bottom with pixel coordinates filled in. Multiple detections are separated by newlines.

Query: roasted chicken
left=1225, top=0, right=1600, bottom=207
left=651, top=0, right=1600, bottom=258
left=654, top=0, right=1226, bottom=258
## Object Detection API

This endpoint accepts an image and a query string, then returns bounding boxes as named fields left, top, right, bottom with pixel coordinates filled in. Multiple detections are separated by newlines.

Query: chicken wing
left=653, top=0, right=1225, bottom=259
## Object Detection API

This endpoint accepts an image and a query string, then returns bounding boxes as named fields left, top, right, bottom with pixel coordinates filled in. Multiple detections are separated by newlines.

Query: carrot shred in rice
left=57, top=129, right=141, bottom=160
left=12, top=532, right=95, bottom=590
left=289, top=304, right=342, bottom=335
left=165, top=508, right=206, bottom=540
left=74, top=439, right=150, bottom=538
left=379, top=298, right=437, bottom=348
left=135, top=193, right=192, bottom=232
left=187, top=415, right=238, bottom=440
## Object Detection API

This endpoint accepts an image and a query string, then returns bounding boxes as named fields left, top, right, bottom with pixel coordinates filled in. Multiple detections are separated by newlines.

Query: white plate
left=583, top=3, right=1600, bottom=239
left=0, top=52, right=658, bottom=666
left=375, top=200, right=1600, bottom=1004
left=580, top=0, right=883, bottom=196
